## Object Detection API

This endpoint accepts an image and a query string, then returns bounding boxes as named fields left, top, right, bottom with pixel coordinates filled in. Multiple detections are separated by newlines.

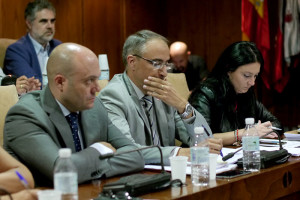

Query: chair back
left=167, top=73, right=190, bottom=100
left=96, top=79, right=109, bottom=96
left=0, top=85, right=18, bottom=146
left=0, top=38, right=17, bottom=68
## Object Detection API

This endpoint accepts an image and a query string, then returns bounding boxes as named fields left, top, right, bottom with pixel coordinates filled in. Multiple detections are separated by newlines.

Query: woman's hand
left=1, top=189, right=39, bottom=200
left=255, top=120, right=278, bottom=138
left=208, top=138, right=223, bottom=154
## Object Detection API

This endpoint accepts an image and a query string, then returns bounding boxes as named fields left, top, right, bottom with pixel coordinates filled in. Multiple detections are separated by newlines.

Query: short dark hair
left=25, top=0, right=55, bottom=22
left=122, top=30, right=169, bottom=66
left=210, top=41, right=264, bottom=79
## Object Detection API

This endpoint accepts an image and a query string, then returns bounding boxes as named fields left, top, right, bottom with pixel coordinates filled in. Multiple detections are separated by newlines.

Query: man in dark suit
left=99, top=30, right=222, bottom=165
left=4, top=0, right=61, bottom=88
left=4, top=43, right=144, bottom=186
left=170, top=41, right=208, bottom=91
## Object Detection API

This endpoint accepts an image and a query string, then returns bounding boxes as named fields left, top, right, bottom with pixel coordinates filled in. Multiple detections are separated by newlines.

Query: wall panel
left=0, top=0, right=31, bottom=39
left=166, top=0, right=241, bottom=71
left=83, top=0, right=125, bottom=76
left=51, top=0, right=83, bottom=44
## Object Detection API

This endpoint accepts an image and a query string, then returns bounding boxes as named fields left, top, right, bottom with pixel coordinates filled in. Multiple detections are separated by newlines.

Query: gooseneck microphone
left=99, top=145, right=166, bottom=172
left=222, top=130, right=281, bottom=161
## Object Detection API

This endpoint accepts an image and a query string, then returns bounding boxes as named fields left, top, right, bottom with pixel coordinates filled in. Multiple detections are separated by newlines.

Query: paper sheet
left=284, top=133, right=300, bottom=141
left=145, top=141, right=300, bottom=174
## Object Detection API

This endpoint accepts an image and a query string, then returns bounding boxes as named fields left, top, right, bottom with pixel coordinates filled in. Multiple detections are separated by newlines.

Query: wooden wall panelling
left=165, top=0, right=209, bottom=66
left=206, top=0, right=241, bottom=70
left=0, top=0, right=31, bottom=39
left=123, top=0, right=167, bottom=37
left=51, top=0, right=83, bottom=44
left=82, top=0, right=125, bottom=78
left=165, top=0, right=241, bottom=71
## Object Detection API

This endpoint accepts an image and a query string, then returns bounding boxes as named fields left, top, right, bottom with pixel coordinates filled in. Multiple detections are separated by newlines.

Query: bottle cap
left=194, top=126, right=204, bottom=134
left=58, top=148, right=71, bottom=158
left=245, top=118, right=255, bottom=125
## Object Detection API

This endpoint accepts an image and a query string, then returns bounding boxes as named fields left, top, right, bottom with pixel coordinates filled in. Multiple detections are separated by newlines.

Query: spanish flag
left=242, top=0, right=271, bottom=89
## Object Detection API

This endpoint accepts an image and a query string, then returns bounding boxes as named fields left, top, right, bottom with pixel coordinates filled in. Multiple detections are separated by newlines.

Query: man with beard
left=170, top=41, right=208, bottom=91
left=4, top=0, right=61, bottom=88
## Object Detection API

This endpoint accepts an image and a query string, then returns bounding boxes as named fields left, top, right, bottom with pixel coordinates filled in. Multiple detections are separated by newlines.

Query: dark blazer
left=4, top=34, right=61, bottom=84
left=4, top=86, right=144, bottom=186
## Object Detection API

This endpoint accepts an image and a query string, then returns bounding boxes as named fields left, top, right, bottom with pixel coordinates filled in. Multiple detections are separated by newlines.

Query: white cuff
left=90, top=143, right=114, bottom=156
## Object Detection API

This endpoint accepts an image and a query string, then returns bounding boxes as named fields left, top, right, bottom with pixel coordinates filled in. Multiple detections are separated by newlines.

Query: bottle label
left=190, top=147, right=209, bottom=164
left=99, top=70, right=109, bottom=80
left=242, top=136, right=260, bottom=151
left=54, top=172, right=78, bottom=194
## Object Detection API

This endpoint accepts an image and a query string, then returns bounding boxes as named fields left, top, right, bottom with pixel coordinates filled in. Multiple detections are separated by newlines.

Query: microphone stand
left=222, top=130, right=281, bottom=161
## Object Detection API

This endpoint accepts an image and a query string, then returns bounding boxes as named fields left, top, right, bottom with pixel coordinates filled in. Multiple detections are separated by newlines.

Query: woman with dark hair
left=189, top=41, right=282, bottom=146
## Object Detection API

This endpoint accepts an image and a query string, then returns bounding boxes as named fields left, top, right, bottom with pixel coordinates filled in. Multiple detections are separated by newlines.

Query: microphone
left=98, top=145, right=173, bottom=199
left=222, top=130, right=281, bottom=161
left=99, top=145, right=166, bottom=172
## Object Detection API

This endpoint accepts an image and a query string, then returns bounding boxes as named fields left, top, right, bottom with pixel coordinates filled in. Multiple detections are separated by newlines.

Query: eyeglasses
left=133, top=54, right=174, bottom=70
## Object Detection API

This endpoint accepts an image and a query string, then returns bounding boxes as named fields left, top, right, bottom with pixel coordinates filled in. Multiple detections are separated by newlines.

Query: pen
left=15, top=170, right=30, bottom=189
left=202, top=125, right=223, bottom=157
left=202, top=125, right=210, bottom=137
left=270, top=126, right=282, bottom=131
left=220, top=149, right=224, bottom=157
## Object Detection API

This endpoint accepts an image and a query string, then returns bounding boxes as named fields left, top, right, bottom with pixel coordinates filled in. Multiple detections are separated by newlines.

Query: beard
left=175, top=66, right=185, bottom=72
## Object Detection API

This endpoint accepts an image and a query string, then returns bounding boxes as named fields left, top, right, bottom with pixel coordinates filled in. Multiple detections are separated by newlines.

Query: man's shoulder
left=189, top=55, right=205, bottom=65
left=9, top=91, right=43, bottom=114
left=19, top=90, right=42, bottom=104
left=7, top=36, right=30, bottom=50
left=50, top=38, right=62, bottom=47
left=101, top=74, right=126, bottom=93
left=99, top=73, right=132, bottom=106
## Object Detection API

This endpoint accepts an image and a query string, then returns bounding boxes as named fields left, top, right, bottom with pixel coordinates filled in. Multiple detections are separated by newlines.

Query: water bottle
left=242, top=118, right=260, bottom=172
left=98, top=54, right=110, bottom=80
left=54, top=148, right=78, bottom=200
left=190, top=127, right=209, bottom=186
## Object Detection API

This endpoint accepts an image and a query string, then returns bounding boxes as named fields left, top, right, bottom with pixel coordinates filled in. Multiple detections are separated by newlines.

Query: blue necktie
left=142, top=96, right=160, bottom=146
left=66, top=112, right=82, bottom=152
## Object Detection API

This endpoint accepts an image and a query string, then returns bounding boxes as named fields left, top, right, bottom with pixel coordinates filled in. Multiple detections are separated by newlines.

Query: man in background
left=170, top=41, right=208, bottom=91
left=4, top=43, right=144, bottom=186
left=100, top=30, right=222, bottom=165
left=4, top=0, right=61, bottom=88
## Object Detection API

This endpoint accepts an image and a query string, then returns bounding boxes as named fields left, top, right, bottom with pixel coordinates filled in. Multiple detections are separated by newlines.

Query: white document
left=284, top=133, right=300, bottom=141
left=144, top=152, right=238, bottom=175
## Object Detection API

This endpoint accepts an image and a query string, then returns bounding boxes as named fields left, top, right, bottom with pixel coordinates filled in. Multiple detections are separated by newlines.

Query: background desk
left=78, top=157, right=300, bottom=200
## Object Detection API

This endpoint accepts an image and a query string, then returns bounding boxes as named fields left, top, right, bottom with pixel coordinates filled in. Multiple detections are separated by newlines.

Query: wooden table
left=77, top=156, right=300, bottom=200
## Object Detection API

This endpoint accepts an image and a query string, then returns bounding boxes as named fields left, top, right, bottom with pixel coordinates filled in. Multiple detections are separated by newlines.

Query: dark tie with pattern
left=65, top=112, right=82, bottom=152
left=142, top=96, right=160, bottom=145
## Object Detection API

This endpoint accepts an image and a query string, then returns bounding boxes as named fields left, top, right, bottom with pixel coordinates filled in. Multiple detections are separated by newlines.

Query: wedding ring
left=20, top=84, right=23, bottom=89
left=161, top=84, right=164, bottom=89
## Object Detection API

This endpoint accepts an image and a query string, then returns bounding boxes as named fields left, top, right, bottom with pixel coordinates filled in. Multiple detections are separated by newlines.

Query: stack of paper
left=144, top=161, right=237, bottom=175
left=284, top=133, right=300, bottom=141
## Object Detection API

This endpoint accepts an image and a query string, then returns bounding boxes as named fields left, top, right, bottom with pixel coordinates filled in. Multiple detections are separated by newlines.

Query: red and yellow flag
left=242, top=0, right=271, bottom=89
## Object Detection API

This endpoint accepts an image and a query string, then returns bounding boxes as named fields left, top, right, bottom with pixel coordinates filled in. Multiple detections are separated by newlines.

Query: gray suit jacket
left=4, top=86, right=144, bottom=186
left=99, top=72, right=212, bottom=165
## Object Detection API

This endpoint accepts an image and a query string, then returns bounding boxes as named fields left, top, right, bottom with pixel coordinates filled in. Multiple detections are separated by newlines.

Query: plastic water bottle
left=242, top=118, right=260, bottom=172
left=190, top=127, right=209, bottom=186
left=54, top=148, right=78, bottom=200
